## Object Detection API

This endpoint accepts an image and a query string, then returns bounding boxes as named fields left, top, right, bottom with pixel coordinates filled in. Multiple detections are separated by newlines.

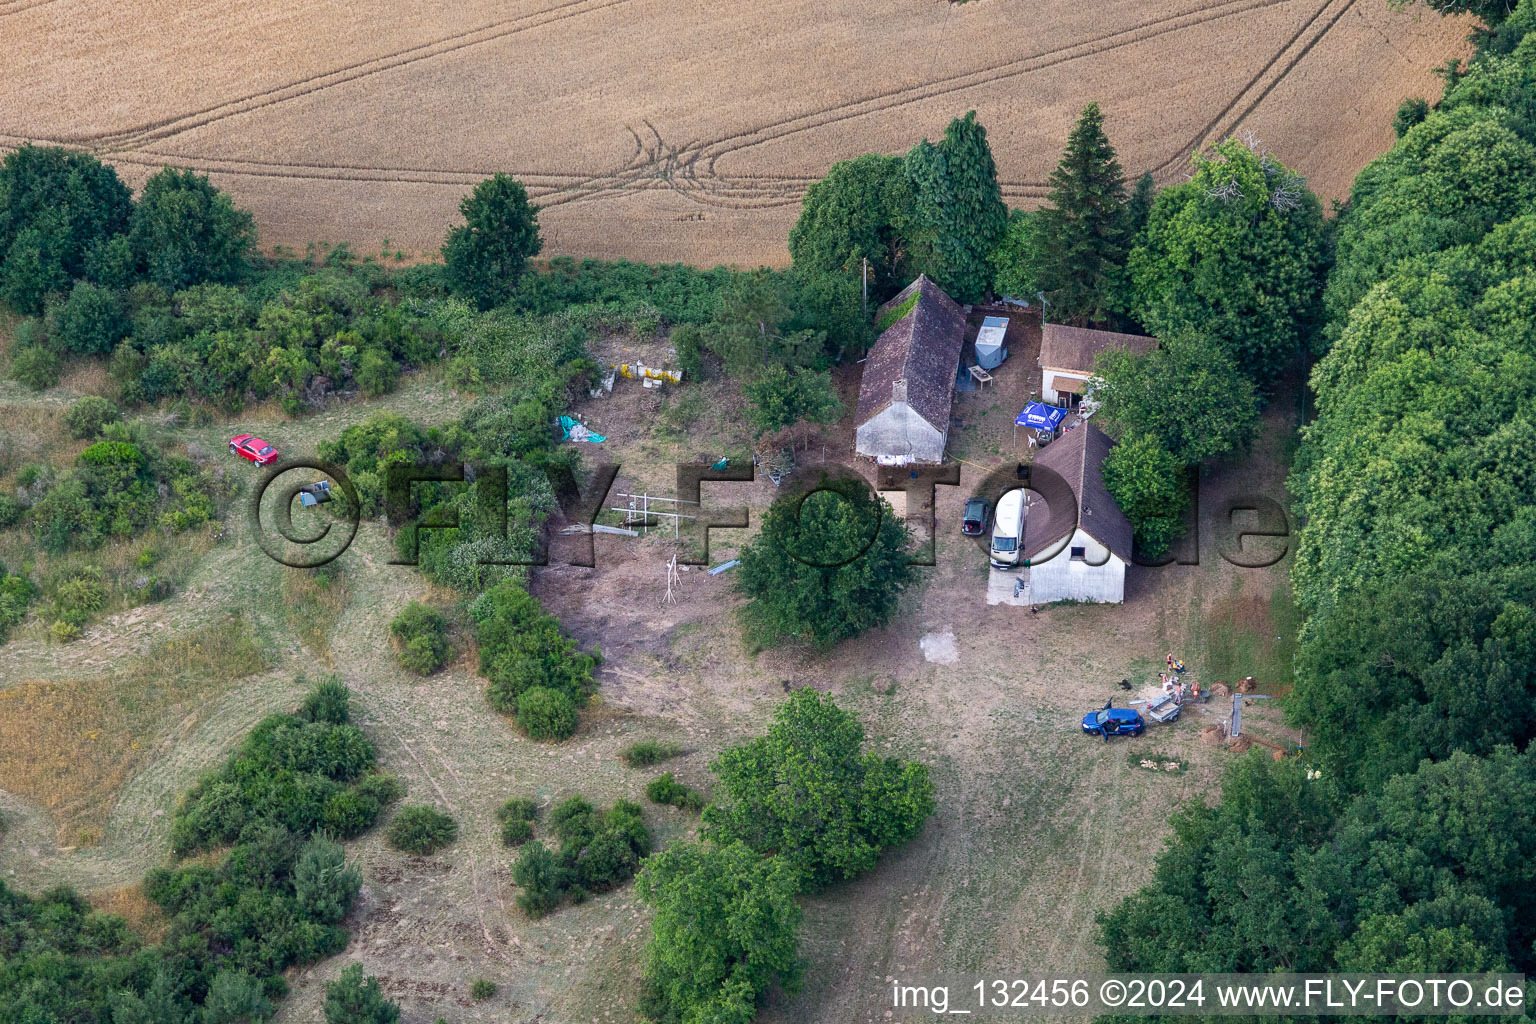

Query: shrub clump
left=645, top=773, right=705, bottom=813
left=471, top=581, right=597, bottom=741
left=388, top=600, right=451, bottom=675
left=10, top=346, right=61, bottom=391
left=63, top=395, right=120, bottom=439
left=386, top=804, right=458, bottom=855
left=620, top=738, right=683, bottom=767
left=511, top=797, right=649, bottom=918
left=469, top=978, right=496, bottom=1001
left=496, top=796, right=539, bottom=846
left=171, top=676, right=400, bottom=854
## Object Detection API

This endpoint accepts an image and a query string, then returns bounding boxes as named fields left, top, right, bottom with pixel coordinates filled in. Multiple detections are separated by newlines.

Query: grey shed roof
left=1023, top=423, right=1133, bottom=562
left=1040, top=324, right=1156, bottom=374
left=855, top=275, right=966, bottom=432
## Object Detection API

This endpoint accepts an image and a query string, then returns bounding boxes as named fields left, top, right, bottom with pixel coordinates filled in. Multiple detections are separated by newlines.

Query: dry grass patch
left=57, top=359, right=112, bottom=400
left=0, top=615, right=270, bottom=846
left=281, top=559, right=352, bottom=663
left=89, top=883, right=168, bottom=943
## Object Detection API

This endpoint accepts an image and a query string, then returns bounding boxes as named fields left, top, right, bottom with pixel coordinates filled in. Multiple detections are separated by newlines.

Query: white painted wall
left=1028, top=526, right=1125, bottom=604
left=855, top=402, right=946, bottom=464
left=1041, top=368, right=1089, bottom=405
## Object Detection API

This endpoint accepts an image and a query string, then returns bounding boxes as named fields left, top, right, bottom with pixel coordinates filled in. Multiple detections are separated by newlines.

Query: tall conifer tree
left=1036, top=103, right=1129, bottom=325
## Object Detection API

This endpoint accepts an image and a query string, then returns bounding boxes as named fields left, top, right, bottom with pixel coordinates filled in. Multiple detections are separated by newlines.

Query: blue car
left=1082, top=705, right=1144, bottom=741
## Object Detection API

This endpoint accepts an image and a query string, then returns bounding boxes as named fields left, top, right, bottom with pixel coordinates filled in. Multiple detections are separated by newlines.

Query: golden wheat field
left=3, top=0, right=1467, bottom=265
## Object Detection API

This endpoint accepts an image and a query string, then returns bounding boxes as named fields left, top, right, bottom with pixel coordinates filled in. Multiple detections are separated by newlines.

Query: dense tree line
left=0, top=678, right=399, bottom=1023
left=1100, top=0, right=1536, bottom=987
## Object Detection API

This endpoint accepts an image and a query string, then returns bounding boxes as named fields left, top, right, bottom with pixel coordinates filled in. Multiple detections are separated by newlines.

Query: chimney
left=892, top=378, right=908, bottom=405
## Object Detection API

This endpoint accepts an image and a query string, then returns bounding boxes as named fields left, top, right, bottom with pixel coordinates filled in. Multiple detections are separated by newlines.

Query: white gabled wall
left=855, top=402, right=946, bottom=464
left=1027, top=526, right=1125, bottom=604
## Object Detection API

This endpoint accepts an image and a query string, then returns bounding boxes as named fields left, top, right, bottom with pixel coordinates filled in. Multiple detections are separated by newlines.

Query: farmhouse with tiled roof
left=854, top=275, right=966, bottom=465
left=1023, top=423, right=1132, bottom=604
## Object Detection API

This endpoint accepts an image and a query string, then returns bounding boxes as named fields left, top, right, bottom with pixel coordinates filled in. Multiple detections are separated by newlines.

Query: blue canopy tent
left=1013, top=401, right=1067, bottom=449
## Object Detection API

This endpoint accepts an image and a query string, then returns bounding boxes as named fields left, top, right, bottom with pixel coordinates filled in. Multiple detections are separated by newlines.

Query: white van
left=990, top=488, right=1025, bottom=568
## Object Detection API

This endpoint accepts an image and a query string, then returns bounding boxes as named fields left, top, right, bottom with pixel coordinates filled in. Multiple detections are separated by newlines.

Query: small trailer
left=1145, top=692, right=1183, bottom=724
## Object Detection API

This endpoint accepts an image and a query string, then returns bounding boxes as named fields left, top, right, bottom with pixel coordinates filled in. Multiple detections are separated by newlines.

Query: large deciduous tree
left=130, top=167, right=256, bottom=292
left=788, top=153, right=912, bottom=298
left=635, top=840, right=804, bottom=1024
left=0, top=146, right=133, bottom=314
left=1091, top=329, right=1259, bottom=464
left=1100, top=433, right=1189, bottom=560
left=702, top=688, right=934, bottom=888
left=736, top=473, right=912, bottom=649
left=442, top=173, right=543, bottom=310
left=1128, top=138, right=1329, bottom=387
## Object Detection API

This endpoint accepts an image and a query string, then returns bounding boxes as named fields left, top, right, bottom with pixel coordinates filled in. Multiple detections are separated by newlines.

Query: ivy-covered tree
left=129, top=167, right=256, bottom=291
left=788, top=153, right=912, bottom=298
left=902, top=111, right=1008, bottom=302
left=442, top=173, right=543, bottom=310
left=702, top=688, right=934, bottom=889
left=1128, top=138, right=1329, bottom=386
left=635, top=840, right=803, bottom=1024
left=736, top=473, right=911, bottom=649
left=1091, top=329, right=1259, bottom=464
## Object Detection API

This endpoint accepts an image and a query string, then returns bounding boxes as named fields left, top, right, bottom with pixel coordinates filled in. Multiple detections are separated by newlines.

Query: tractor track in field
left=31, top=0, right=643, bottom=152
left=0, top=0, right=1347, bottom=217
left=1151, top=0, right=1362, bottom=178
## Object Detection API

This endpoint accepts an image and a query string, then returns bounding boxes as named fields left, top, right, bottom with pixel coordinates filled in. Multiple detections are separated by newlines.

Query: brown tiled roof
left=1040, top=324, right=1155, bottom=374
left=855, top=275, right=966, bottom=432
left=1023, top=423, right=1133, bottom=562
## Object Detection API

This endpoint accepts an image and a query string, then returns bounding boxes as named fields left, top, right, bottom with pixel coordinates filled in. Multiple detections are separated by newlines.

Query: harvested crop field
left=2, top=0, right=1467, bottom=265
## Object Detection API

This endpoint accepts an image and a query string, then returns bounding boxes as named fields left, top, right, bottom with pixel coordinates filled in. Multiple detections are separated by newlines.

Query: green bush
left=172, top=678, right=397, bottom=853
left=55, top=281, right=128, bottom=354
left=323, top=962, right=400, bottom=1024
left=472, top=581, right=596, bottom=734
left=0, top=496, right=22, bottom=530
left=511, top=797, right=650, bottom=917
left=299, top=674, right=352, bottom=724
left=500, top=818, right=533, bottom=846
left=354, top=348, right=398, bottom=397
left=469, top=978, right=496, bottom=1001
left=385, top=804, right=458, bottom=855
left=620, top=738, right=683, bottom=767
left=63, top=395, right=120, bottom=439
left=515, top=685, right=578, bottom=740
left=496, top=796, right=538, bottom=846
left=389, top=601, right=451, bottom=675
left=10, top=346, right=61, bottom=391
left=497, top=796, right=539, bottom=822
left=646, top=772, right=705, bottom=812
left=0, top=568, right=37, bottom=641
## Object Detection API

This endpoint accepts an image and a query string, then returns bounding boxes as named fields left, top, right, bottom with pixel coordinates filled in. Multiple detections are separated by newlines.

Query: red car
left=229, top=434, right=280, bottom=466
